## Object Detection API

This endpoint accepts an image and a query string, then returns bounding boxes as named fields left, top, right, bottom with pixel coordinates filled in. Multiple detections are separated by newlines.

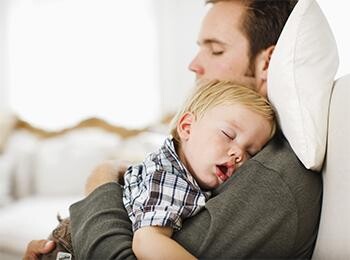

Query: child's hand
left=85, top=160, right=129, bottom=196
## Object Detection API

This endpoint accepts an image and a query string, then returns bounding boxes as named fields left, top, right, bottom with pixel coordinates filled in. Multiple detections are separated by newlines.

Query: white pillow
left=268, top=0, right=339, bottom=171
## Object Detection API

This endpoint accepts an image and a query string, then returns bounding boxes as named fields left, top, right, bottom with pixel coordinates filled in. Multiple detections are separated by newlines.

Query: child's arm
left=85, top=160, right=128, bottom=195
left=133, top=226, right=197, bottom=260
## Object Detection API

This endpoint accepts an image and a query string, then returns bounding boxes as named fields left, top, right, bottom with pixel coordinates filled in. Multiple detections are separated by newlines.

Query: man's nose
left=188, top=55, right=204, bottom=76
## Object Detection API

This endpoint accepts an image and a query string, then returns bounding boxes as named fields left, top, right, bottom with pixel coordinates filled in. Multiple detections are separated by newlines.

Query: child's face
left=180, top=103, right=272, bottom=190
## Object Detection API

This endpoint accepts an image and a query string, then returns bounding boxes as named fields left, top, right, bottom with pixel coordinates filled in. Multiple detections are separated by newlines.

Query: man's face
left=189, top=1, right=252, bottom=83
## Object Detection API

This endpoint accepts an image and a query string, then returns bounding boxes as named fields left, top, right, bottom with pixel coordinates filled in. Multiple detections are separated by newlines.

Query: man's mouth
left=215, top=163, right=235, bottom=182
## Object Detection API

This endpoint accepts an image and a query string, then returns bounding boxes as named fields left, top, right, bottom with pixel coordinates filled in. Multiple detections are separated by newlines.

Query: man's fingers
left=23, top=240, right=56, bottom=260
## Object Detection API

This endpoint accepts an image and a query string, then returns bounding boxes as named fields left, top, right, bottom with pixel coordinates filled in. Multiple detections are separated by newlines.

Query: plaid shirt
left=123, top=137, right=210, bottom=232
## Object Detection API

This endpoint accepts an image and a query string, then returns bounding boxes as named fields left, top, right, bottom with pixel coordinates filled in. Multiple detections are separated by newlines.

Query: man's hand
left=85, top=160, right=129, bottom=196
left=23, top=240, right=56, bottom=260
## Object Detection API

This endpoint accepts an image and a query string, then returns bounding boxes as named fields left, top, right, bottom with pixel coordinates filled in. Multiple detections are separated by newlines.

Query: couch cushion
left=0, top=196, right=80, bottom=255
left=312, top=74, right=350, bottom=259
left=1, top=130, right=40, bottom=199
left=34, top=128, right=122, bottom=196
left=0, top=110, right=17, bottom=153
left=0, top=155, right=14, bottom=207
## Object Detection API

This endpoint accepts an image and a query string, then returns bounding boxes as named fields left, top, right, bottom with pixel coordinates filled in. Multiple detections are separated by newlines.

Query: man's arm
left=70, top=181, right=208, bottom=259
left=70, top=167, right=295, bottom=259
left=70, top=182, right=135, bottom=259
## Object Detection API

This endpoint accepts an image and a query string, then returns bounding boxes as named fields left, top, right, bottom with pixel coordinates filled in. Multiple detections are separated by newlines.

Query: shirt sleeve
left=70, top=182, right=136, bottom=260
left=124, top=169, right=206, bottom=232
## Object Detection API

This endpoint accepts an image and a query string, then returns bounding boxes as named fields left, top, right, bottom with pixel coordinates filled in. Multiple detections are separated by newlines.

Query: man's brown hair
left=206, top=0, right=297, bottom=64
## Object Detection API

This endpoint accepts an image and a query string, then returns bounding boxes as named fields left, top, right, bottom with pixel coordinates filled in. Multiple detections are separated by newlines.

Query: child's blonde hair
left=170, top=79, right=276, bottom=143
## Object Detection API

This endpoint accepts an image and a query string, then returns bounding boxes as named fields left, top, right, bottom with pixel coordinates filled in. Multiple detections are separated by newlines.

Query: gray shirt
left=70, top=132, right=322, bottom=259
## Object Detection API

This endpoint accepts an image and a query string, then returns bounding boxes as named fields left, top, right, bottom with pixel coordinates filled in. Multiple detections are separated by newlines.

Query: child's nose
left=228, top=146, right=243, bottom=163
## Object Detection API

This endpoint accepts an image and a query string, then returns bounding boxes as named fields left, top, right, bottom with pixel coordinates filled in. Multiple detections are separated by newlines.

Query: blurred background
left=0, top=0, right=348, bottom=259
left=0, top=0, right=348, bottom=131
left=0, top=0, right=207, bottom=130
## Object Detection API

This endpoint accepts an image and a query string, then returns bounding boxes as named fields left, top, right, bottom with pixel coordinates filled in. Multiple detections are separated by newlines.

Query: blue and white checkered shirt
left=123, top=137, right=210, bottom=232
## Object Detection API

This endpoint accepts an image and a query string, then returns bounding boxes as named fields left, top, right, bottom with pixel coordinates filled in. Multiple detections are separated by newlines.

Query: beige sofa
left=0, top=119, right=167, bottom=259
left=312, top=74, right=350, bottom=259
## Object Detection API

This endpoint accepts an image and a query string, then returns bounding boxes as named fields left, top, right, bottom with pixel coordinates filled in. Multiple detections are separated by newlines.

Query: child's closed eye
left=221, top=130, right=235, bottom=140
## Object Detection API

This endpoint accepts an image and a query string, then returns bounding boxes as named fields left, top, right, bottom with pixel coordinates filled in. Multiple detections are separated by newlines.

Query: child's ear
left=177, top=112, right=195, bottom=141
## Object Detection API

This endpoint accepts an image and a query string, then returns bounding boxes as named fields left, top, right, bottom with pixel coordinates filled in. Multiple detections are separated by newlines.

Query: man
left=24, top=0, right=322, bottom=259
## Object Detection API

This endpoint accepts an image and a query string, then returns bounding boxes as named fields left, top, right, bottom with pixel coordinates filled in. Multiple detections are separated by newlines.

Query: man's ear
left=254, top=45, right=275, bottom=97
left=177, top=112, right=195, bottom=141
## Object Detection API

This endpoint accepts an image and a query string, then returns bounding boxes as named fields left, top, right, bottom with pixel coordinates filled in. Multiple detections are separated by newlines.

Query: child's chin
left=202, top=179, right=220, bottom=190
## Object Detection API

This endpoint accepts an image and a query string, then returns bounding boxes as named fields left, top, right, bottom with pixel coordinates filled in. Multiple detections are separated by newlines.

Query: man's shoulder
left=247, top=131, right=322, bottom=256
left=214, top=131, right=322, bottom=204
left=204, top=132, right=322, bottom=258
left=253, top=131, right=304, bottom=172
left=252, top=131, right=321, bottom=187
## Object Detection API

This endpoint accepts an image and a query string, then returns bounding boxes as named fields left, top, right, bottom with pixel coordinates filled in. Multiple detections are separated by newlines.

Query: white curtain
left=6, top=0, right=160, bottom=130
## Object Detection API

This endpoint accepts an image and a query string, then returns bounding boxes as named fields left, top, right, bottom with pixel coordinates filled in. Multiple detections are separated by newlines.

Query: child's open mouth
left=215, top=163, right=235, bottom=182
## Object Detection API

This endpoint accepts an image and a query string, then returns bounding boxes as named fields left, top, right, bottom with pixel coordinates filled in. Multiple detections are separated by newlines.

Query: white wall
left=6, top=0, right=160, bottom=130
left=317, top=0, right=350, bottom=79
left=155, top=0, right=207, bottom=117
left=0, top=1, right=10, bottom=111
